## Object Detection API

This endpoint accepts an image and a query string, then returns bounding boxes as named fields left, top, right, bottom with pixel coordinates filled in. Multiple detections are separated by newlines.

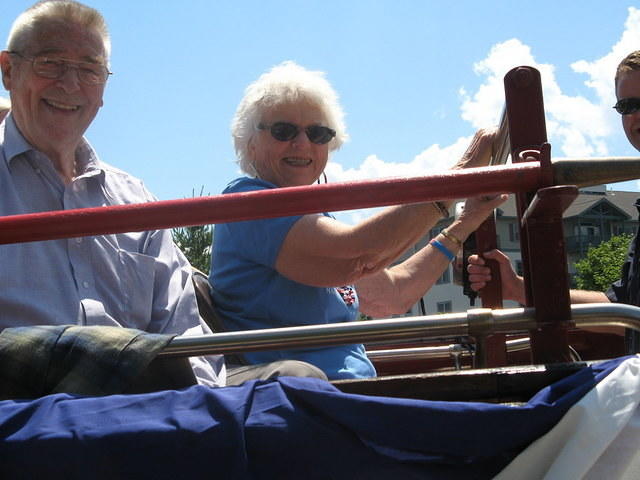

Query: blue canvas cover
left=0, top=356, right=631, bottom=479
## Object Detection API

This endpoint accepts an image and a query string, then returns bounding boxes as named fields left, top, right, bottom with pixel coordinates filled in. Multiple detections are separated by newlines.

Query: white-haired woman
left=209, top=61, right=506, bottom=379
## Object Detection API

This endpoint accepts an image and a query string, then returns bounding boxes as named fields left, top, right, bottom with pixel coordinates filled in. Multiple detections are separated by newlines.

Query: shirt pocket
left=116, top=249, right=157, bottom=329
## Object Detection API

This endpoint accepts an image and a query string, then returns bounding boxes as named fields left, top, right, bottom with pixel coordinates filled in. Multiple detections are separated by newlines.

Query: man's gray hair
left=231, top=61, right=348, bottom=177
left=7, top=0, right=111, bottom=63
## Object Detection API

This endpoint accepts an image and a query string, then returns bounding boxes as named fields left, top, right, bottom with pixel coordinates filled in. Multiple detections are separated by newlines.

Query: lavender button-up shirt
left=0, top=115, right=224, bottom=386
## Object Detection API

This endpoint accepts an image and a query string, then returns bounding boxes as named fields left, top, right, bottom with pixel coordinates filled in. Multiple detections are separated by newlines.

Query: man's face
left=616, top=69, right=640, bottom=152
left=0, top=22, right=107, bottom=155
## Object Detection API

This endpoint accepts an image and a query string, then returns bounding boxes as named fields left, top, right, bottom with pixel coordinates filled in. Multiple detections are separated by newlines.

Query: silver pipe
left=161, top=311, right=474, bottom=358
left=368, top=344, right=463, bottom=361
left=159, top=303, right=640, bottom=358
left=367, top=336, right=531, bottom=362
left=552, top=157, right=640, bottom=188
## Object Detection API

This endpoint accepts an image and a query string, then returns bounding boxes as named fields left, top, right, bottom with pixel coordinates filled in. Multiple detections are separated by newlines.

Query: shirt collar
left=2, top=112, right=106, bottom=184
left=2, top=114, right=32, bottom=167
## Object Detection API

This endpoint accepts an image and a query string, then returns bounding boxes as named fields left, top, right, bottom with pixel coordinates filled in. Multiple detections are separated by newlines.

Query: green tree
left=574, top=233, right=632, bottom=291
left=173, top=224, right=212, bottom=273
left=172, top=188, right=213, bottom=273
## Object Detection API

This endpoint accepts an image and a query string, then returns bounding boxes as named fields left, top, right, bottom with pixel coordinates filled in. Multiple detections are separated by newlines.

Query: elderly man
left=0, top=0, right=324, bottom=391
left=468, top=50, right=640, bottom=351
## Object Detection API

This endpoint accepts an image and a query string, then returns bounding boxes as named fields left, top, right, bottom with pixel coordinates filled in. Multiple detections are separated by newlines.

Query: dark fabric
left=0, top=356, right=629, bottom=480
left=0, top=325, right=193, bottom=399
left=607, top=199, right=640, bottom=306
left=606, top=198, right=640, bottom=351
left=192, top=268, right=247, bottom=365
left=226, top=359, right=328, bottom=386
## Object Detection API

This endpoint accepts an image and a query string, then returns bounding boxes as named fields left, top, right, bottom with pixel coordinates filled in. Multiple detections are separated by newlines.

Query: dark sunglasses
left=613, top=97, right=640, bottom=115
left=258, top=122, right=336, bottom=145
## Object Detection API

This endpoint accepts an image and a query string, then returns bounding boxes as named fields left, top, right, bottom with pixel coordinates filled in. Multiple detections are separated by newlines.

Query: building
left=405, top=185, right=639, bottom=316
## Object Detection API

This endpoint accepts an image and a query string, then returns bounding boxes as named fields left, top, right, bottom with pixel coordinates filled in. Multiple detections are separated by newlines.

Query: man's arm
left=468, top=249, right=611, bottom=305
left=145, top=228, right=225, bottom=386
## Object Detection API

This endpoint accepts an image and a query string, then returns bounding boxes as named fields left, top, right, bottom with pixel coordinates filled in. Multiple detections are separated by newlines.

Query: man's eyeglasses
left=258, top=122, right=336, bottom=145
left=8, top=51, right=111, bottom=85
left=613, top=97, right=640, bottom=115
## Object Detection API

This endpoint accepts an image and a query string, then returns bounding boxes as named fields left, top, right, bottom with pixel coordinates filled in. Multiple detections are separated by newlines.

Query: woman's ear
left=248, top=135, right=256, bottom=160
left=247, top=136, right=260, bottom=177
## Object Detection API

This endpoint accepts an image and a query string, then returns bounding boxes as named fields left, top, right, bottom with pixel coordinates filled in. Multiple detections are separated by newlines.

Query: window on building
left=437, top=301, right=452, bottom=313
left=614, top=224, right=636, bottom=236
left=515, top=260, right=523, bottom=276
left=509, top=223, right=519, bottom=242
left=579, top=224, right=599, bottom=237
left=436, top=266, right=450, bottom=284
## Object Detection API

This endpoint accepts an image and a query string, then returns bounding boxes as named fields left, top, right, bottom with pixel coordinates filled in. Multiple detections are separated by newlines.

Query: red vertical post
left=504, top=66, right=549, bottom=308
left=475, top=213, right=507, bottom=366
left=503, top=66, right=574, bottom=364
left=521, top=185, right=576, bottom=363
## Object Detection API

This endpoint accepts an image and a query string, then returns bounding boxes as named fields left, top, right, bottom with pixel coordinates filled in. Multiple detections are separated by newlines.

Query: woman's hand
left=456, top=193, right=508, bottom=232
left=453, top=128, right=497, bottom=170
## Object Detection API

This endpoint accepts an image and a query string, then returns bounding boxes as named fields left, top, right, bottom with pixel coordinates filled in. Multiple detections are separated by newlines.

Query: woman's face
left=249, top=100, right=330, bottom=187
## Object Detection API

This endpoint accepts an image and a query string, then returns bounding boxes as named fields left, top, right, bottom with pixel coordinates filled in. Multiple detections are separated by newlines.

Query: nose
left=56, top=65, right=82, bottom=92
left=290, top=129, right=311, bottom=148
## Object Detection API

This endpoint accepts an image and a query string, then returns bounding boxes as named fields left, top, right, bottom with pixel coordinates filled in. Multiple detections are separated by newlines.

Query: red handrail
left=0, top=163, right=542, bottom=245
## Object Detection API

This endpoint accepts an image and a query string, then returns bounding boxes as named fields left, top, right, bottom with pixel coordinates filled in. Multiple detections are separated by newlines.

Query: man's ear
left=0, top=51, right=13, bottom=91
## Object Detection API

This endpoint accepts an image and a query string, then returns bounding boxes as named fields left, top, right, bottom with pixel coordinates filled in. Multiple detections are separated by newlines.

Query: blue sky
left=2, top=1, right=640, bottom=221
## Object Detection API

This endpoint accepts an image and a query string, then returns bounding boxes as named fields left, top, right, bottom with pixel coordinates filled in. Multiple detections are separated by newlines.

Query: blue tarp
left=0, top=356, right=630, bottom=479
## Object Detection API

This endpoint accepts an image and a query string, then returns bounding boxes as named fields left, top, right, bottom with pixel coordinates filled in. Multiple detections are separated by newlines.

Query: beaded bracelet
left=430, top=239, right=455, bottom=262
left=440, top=229, right=462, bottom=247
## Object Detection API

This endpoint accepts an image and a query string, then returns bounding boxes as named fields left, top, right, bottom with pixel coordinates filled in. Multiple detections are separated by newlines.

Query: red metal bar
left=523, top=185, right=578, bottom=363
left=475, top=213, right=507, bottom=367
left=504, top=66, right=549, bottom=307
left=503, top=65, right=575, bottom=364
left=0, top=163, right=542, bottom=245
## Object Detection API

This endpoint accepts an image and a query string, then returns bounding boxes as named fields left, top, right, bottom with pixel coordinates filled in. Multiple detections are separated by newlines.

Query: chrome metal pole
left=159, top=303, right=640, bottom=358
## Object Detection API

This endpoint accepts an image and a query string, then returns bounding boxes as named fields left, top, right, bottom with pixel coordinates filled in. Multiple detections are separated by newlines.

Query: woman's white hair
left=6, top=0, right=111, bottom=63
left=232, top=61, right=348, bottom=176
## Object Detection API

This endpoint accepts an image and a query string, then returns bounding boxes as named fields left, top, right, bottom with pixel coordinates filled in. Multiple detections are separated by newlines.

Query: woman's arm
left=355, top=194, right=507, bottom=317
left=274, top=129, right=498, bottom=287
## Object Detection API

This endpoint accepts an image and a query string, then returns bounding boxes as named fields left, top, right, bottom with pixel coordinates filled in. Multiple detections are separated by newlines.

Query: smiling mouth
left=44, top=99, right=80, bottom=111
left=283, top=157, right=312, bottom=166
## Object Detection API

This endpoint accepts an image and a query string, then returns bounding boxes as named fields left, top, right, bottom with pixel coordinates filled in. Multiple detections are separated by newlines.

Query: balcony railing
left=565, top=234, right=604, bottom=253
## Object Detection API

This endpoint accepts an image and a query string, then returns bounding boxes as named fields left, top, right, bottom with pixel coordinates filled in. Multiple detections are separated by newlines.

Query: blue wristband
left=430, top=239, right=455, bottom=262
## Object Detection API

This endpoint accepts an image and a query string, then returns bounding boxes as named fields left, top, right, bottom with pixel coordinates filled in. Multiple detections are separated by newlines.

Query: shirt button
left=82, top=281, right=89, bottom=289
left=75, top=238, right=83, bottom=244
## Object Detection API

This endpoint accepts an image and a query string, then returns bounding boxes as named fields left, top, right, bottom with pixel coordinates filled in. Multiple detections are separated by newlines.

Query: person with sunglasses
left=0, top=1, right=329, bottom=392
left=209, top=61, right=506, bottom=379
left=0, top=0, right=226, bottom=389
left=467, top=50, right=640, bottom=352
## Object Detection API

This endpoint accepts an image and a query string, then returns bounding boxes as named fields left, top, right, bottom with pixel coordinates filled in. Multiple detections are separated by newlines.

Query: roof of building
left=494, top=188, right=640, bottom=220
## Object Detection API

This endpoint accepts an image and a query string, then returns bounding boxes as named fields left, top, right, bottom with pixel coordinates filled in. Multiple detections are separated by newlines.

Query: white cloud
left=460, top=38, right=541, bottom=128
left=327, top=7, right=640, bottom=223
left=325, top=136, right=471, bottom=182
left=460, top=36, right=617, bottom=158
left=572, top=7, right=640, bottom=103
